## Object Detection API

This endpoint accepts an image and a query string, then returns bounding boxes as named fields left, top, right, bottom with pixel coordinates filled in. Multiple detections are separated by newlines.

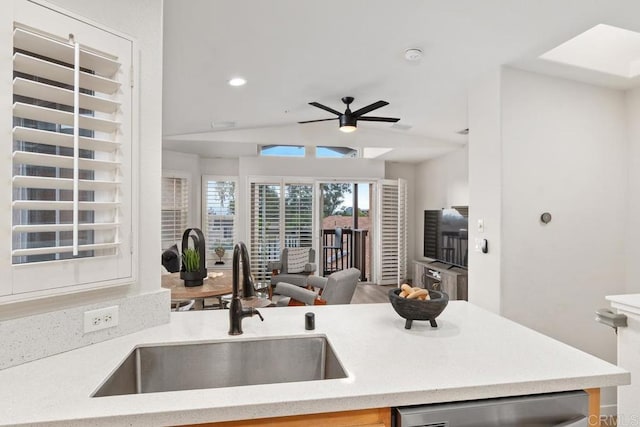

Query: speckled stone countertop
left=0, top=302, right=629, bottom=426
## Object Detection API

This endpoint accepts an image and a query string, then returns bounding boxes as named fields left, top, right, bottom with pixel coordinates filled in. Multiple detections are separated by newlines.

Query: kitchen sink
left=92, top=336, right=347, bottom=397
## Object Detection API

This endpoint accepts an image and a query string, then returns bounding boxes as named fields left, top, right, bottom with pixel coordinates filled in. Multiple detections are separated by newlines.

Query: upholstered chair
left=274, top=268, right=360, bottom=306
left=268, top=247, right=317, bottom=290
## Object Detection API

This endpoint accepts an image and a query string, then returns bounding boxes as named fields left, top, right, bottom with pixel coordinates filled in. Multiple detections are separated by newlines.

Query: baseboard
left=600, top=403, right=617, bottom=417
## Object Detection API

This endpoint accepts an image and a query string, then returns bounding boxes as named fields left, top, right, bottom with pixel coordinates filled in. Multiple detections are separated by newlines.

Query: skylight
left=540, top=24, right=640, bottom=79
left=362, top=147, right=393, bottom=159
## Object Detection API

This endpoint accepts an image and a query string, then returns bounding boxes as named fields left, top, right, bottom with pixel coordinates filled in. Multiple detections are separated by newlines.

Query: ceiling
left=162, top=0, right=640, bottom=163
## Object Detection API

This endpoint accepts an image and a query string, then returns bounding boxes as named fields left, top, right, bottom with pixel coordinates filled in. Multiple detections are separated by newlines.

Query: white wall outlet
left=83, top=305, right=119, bottom=334
left=477, top=219, right=485, bottom=233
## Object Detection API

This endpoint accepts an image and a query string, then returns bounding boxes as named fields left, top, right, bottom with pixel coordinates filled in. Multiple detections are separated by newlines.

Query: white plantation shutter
left=248, top=180, right=314, bottom=283
left=202, top=177, right=236, bottom=261
left=5, top=1, right=134, bottom=296
left=397, top=179, right=408, bottom=284
left=161, top=176, right=189, bottom=250
left=375, top=179, right=407, bottom=285
left=284, top=184, right=313, bottom=248
left=249, top=183, right=281, bottom=283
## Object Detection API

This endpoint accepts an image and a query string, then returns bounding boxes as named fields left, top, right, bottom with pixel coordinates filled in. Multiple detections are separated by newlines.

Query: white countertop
left=607, top=293, right=640, bottom=315
left=0, top=301, right=629, bottom=426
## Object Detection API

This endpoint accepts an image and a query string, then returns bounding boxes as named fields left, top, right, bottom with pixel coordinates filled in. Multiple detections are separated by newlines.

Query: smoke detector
left=404, top=48, right=423, bottom=61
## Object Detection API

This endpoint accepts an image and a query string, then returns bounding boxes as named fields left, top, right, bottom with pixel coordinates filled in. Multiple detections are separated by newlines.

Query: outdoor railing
left=322, top=228, right=368, bottom=281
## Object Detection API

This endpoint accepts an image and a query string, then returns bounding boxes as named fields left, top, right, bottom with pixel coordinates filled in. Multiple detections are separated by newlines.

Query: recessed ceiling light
left=228, top=77, right=247, bottom=87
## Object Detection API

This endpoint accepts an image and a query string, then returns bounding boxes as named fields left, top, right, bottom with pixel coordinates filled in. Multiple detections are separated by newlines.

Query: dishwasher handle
left=596, top=308, right=627, bottom=331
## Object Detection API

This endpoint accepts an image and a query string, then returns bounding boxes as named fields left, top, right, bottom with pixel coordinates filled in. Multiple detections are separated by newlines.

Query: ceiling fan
left=298, top=96, right=400, bottom=133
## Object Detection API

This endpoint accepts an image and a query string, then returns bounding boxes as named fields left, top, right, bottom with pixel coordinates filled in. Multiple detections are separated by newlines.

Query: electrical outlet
left=84, top=305, right=119, bottom=334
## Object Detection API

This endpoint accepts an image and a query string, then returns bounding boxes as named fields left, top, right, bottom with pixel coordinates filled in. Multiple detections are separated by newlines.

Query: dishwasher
left=393, top=390, right=589, bottom=426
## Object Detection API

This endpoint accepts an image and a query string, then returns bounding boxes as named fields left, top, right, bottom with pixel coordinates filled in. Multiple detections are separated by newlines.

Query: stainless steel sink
left=93, top=336, right=347, bottom=397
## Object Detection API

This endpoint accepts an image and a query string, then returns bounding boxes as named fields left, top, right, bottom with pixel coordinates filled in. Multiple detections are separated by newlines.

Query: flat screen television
left=423, top=208, right=468, bottom=268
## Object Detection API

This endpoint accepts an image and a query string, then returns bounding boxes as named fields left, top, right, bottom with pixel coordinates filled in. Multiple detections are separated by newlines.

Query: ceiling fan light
left=339, top=115, right=357, bottom=132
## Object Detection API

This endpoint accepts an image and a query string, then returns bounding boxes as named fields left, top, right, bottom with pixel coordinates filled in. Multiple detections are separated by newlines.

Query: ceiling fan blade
left=298, top=118, right=339, bottom=124
left=309, top=102, right=342, bottom=116
left=352, top=100, right=389, bottom=117
left=357, top=116, right=400, bottom=123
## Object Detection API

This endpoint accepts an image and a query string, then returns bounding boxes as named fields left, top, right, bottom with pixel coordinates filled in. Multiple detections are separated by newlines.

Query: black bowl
left=388, top=288, right=449, bottom=329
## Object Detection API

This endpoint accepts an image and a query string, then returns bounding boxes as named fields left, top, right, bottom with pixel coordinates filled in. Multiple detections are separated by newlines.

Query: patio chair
left=274, top=268, right=360, bottom=306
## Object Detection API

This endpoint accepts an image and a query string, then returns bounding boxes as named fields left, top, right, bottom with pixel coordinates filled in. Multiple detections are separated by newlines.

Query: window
left=260, top=145, right=305, bottom=157
left=316, top=146, right=358, bottom=158
left=202, top=177, right=237, bottom=262
left=249, top=180, right=313, bottom=283
left=2, top=1, right=135, bottom=297
left=161, top=175, right=189, bottom=250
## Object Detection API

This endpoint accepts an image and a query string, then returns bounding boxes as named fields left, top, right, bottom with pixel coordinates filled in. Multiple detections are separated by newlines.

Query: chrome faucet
left=229, top=242, right=264, bottom=335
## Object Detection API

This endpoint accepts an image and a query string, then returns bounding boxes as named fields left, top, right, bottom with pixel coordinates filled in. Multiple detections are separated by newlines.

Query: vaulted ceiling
left=162, top=0, right=640, bottom=162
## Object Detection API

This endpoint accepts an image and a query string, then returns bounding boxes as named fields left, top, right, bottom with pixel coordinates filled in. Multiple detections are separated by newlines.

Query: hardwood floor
left=351, top=283, right=395, bottom=304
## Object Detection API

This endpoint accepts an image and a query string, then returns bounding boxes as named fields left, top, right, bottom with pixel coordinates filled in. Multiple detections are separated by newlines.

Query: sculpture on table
left=214, top=245, right=226, bottom=265
left=180, top=228, right=208, bottom=287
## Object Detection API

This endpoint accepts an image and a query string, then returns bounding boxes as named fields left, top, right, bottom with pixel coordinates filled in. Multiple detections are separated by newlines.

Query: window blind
left=161, top=176, right=189, bottom=250
left=249, top=183, right=281, bottom=283
left=376, top=179, right=408, bottom=285
left=203, top=178, right=236, bottom=260
left=284, top=184, right=313, bottom=248
left=249, top=181, right=314, bottom=283
left=12, top=26, right=122, bottom=264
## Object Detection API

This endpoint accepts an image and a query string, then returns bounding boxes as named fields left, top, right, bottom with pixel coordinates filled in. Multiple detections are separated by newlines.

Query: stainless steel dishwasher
left=393, top=391, right=589, bottom=426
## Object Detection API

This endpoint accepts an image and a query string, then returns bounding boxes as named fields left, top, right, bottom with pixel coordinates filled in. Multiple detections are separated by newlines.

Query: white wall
left=626, top=87, right=640, bottom=294
left=386, top=162, right=417, bottom=278
left=467, top=69, right=503, bottom=314
left=414, top=148, right=469, bottom=265
left=163, top=150, right=201, bottom=228
left=500, top=67, right=629, bottom=410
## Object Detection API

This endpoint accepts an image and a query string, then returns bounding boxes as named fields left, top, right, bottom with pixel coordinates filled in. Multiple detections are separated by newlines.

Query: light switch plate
left=477, top=219, right=484, bottom=233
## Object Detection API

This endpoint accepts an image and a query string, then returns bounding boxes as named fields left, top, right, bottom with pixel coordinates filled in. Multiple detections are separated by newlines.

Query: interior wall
left=163, top=150, right=201, bottom=228
left=414, top=148, right=469, bottom=264
left=500, top=67, right=628, bottom=410
left=385, top=162, right=417, bottom=279
left=467, top=68, right=503, bottom=314
left=626, top=87, right=640, bottom=294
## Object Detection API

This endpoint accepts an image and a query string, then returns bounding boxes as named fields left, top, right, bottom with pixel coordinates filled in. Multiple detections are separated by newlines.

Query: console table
left=413, top=260, right=468, bottom=301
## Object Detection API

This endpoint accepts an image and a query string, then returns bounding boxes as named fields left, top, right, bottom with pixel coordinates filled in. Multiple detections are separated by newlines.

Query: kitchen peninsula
left=0, top=302, right=629, bottom=426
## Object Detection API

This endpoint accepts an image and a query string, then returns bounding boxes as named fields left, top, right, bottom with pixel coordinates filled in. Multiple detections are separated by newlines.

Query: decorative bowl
left=388, top=288, right=449, bottom=329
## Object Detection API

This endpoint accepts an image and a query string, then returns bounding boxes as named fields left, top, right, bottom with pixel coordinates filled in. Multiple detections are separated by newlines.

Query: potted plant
left=180, top=228, right=207, bottom=287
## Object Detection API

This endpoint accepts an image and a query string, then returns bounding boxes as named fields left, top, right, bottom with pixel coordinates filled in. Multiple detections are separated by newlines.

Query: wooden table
left=162, top=271, right=232, bottom=310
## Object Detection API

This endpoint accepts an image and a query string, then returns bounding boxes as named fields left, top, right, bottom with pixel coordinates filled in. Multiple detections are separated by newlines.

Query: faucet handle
left=253, top=308, right=264, bottom=322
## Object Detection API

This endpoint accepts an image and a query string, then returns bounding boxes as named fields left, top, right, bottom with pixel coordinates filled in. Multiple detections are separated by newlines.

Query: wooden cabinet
left=184, top=407, right=391, bottom=427
left=413, top=260, right=468, bottom=300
